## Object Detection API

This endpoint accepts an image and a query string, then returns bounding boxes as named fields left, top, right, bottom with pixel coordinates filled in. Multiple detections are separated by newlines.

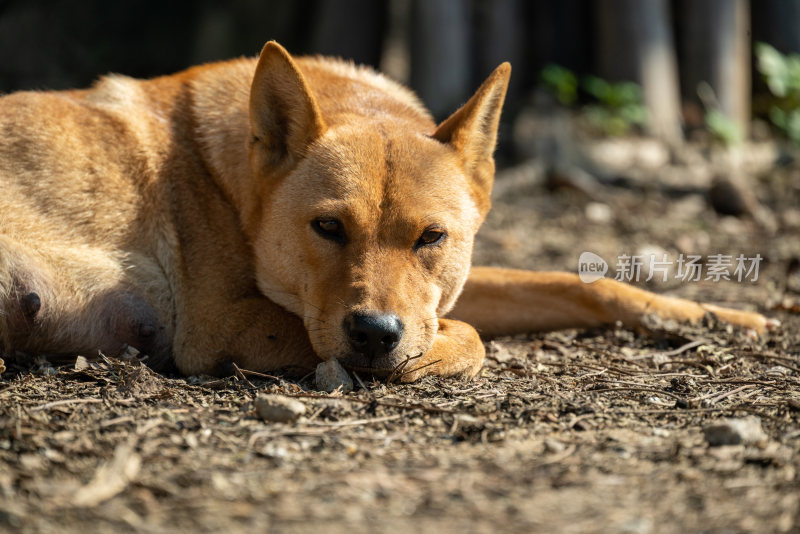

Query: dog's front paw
left=394, top=318, right=485, bottom=383
left=394, top=352, right=483, bottom=383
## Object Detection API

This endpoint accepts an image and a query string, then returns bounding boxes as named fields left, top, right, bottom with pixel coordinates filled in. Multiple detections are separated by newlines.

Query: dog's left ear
left=433, top=63, right=511, bottom=213
left=249, top=41, right=327, bottom=172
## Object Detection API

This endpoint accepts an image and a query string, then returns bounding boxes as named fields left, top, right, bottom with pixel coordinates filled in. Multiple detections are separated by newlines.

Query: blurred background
left=1, top=0, right=799, bottom=303
left=1, top=0, right=797, bottom=151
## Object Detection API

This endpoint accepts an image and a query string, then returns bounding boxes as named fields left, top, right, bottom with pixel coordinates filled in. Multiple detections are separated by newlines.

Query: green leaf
left=541, top=64, right=578, bottom=106
left=619, top=104, right=648, bottom=126
left=784, top=110, right=800, bottom=144
left=613, top=82, right=642, bottom=106
left=756, top=42, right=789, bottom=97
left=785, top=55, right=800, bottom=96
left=583, top=76, right=610, bottom=102
left=769, top=106, right=787, bottom=129
left=705, top=109, right=742, bottom=146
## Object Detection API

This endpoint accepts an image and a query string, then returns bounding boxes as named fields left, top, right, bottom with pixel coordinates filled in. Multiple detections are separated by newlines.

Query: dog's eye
left=415, top=227, right=446, bottom=248
left=312, top=218, right=346, bottom=243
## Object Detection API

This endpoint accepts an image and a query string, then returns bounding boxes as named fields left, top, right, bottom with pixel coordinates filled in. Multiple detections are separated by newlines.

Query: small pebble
left=703, top=416, right=767, bottom=446
left=585, top=202, right=612, bottom=224
left=118, top=345, right=140, bottom=361
left=74, top=355, right=91, bottom=371
left=544, top=438, right=566, bottom=454
left=315, top=359, right=353, bottom=393
left=254, top=394, right=306, bottom=423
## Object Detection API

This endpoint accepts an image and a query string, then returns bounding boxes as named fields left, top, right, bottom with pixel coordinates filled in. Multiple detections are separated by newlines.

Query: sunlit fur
left=0, top=42, right=773, bottom=379
left=0, top=42, right=507, bottom=376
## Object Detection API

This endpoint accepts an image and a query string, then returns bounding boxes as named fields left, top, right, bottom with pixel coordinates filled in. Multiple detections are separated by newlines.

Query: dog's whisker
left=387, top=352, right=425, bottom=384
left=386, top=359, right=406, bottom=384
left=394, top=358, right=442, bottom=381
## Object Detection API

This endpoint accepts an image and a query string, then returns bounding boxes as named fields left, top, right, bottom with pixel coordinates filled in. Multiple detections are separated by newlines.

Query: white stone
left=585, top=202, right=612, bottom=224
left=315, top=359, right=354, bottom=393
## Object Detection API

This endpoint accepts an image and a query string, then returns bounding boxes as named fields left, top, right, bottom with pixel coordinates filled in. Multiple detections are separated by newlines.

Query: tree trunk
left=473, top=0, right=522, bottom=102
left=596, top=0, right=684, bottom=145
left=409, top=0, right=471, bottom=121
left=678, top=0, right=751, bottom=139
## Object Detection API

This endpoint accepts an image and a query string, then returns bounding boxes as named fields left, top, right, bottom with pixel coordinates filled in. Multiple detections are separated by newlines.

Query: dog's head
left=245, top=42, right=509, bottom=373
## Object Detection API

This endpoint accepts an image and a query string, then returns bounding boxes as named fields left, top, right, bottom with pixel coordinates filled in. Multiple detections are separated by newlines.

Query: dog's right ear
left=249, top=41, right=326, bottom=171
left=432, top=63, right=510, bottom=216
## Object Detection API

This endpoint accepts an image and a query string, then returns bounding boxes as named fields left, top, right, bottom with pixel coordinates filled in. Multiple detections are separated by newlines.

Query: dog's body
left=0, top=42, right=774, bottom=380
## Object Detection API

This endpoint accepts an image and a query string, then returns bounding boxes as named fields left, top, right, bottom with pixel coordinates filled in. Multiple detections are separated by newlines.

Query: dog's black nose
left=345, top=312, right=404, bottom=357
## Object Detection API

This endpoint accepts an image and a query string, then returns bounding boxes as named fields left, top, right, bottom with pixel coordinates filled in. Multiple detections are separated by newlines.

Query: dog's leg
left=450, top=267, right=777, bottom=336
left=171, top=293, right=321, bottom=376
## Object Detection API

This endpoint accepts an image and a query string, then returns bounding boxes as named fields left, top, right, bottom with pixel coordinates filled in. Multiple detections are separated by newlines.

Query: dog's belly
left=0, top=234, right=175, bottom=371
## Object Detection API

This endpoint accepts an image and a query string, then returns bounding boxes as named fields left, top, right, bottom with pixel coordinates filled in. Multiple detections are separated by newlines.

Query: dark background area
left=1, top=0, right=798, bottom=147
left=2, top=4, right=800, bottom=532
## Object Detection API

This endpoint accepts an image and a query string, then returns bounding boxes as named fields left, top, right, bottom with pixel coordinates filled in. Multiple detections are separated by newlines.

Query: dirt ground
left=1, top=133, right=799, bottom=533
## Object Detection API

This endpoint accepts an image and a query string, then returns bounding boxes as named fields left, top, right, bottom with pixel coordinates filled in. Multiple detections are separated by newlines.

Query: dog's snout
left=345, top=312, right=404, bottom=357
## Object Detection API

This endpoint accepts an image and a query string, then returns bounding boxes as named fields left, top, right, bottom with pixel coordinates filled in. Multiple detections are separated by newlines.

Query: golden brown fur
left=0, top=42, right=775, bottom=380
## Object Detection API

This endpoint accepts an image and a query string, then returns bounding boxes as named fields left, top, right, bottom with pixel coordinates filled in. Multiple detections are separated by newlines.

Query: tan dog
left=0, top=42, right=775, bottom=381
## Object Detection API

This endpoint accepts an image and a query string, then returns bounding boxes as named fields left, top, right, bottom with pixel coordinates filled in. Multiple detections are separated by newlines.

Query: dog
left=0, top=41, right=776, bottom=381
